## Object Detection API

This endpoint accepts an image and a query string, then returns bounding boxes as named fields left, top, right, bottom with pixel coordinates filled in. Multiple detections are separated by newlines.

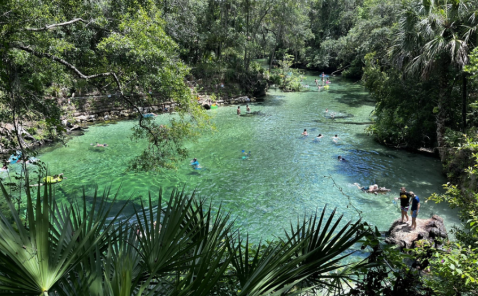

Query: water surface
left=7, top=74, right=459, bottom=240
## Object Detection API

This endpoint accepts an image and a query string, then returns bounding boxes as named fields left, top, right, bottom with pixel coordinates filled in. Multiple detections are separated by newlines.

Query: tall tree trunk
left=244, top=0, right=250, bottom=70
left=462, top=73, right=467, bottom=131
left=436, top=62, right=449, bottom=161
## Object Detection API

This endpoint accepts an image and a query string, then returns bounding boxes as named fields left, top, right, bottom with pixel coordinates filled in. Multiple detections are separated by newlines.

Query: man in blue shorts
left=409, top=192, right=420, bottom=230
left=398, top=187, right=412, bottom=223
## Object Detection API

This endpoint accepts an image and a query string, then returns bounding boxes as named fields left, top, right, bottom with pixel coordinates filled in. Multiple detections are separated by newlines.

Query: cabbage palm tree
left=391, top=0, right=478, bottom=160
left=0, top=179, right=127, bottom=295
left=0, top=179, right=375, bottom=295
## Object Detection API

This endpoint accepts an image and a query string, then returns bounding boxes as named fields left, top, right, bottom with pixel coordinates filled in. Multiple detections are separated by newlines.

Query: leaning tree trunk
left=436, top=62, right=449, bottom=161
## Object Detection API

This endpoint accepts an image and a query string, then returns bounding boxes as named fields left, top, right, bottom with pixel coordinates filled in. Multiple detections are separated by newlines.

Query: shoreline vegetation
left=1, top=0, right=478, bottom=295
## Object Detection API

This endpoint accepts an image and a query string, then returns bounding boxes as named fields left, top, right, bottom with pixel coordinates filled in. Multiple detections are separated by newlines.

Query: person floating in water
left=325, top=108, right=329, bottom=114
left=326, top=78, right=330, bottom=84
left=332, top=134, right=340, bottom=143
left=190, top=158, right=201, bottom=169
left=315, top=134, right=323, bottom=141
left=1, top=163, right=8, bottom=171
left=91, top=142, right=108, bottom=147
left=338, top=155, right=346, bottom=161
left=242, top=150, right=251, bottom=160
left=246, top=105, right=251, bottom=112
left=354, top=183, right=379, bottom=195
left=237, top=106, right=241, bottom=115
left=302, top=129, right=308, bottom=136
left=314, top=79, right=318, bottom=86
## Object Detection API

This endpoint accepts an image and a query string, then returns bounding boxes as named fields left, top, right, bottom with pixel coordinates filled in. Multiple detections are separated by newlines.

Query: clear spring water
left=2, top=74, right=460, bottom=240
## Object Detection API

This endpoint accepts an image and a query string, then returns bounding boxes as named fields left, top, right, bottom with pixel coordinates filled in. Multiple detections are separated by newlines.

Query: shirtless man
left=354, top=183, right=379, bottom=194
left=237, top=106, right=241, bottom=115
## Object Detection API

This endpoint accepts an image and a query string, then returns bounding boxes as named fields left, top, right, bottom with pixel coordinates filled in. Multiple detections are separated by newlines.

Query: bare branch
left=25, top=18, right=89, bottom=31
left=13, top=44, right=113, bottom=80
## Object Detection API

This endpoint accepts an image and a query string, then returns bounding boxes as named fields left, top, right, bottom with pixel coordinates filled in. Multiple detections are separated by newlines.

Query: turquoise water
left=3, top=74, right=459, bottom=240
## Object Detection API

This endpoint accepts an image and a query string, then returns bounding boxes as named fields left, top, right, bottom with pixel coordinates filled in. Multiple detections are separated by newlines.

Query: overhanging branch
left=13, top=44, right=113, bottom=80
left=14, top=43, right=161, bottom=146
left=25, top=18, right=90, bottom=31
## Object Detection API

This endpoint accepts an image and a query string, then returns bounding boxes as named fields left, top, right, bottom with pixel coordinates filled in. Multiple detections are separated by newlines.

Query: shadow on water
left=88, top=147, right=106, bottom=153
left=329, top=89, right=376, bottom=107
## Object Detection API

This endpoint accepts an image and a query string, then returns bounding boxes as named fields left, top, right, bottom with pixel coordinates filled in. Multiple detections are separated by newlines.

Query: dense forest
left=1, top=0, right=478, bottom=295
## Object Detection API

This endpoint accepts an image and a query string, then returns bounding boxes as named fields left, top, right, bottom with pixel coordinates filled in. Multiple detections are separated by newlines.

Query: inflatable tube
left=42, top=175, right=63, bottom=184
left=324, top=85, right=329, bottom=89
left=8, top=151, right=22, bottom=164
left=211, top=104, right=218, bottom=109
left=372, top=188, right=391, bottom=193
left=142, top=113, right=155, bottom=118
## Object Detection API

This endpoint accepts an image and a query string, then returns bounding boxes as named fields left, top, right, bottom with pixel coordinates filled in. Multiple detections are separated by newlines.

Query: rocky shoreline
left=0, top=93, right=259, bottom=154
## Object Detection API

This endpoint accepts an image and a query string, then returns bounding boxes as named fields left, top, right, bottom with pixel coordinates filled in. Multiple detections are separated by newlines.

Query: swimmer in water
left=314, top=134, right=323, bottom=142
left=354, top=183, right=379, bottom=195
left=325, top=108, right=329, bottom=114
left=190, top=158, right=200, bottom=169
left=332, top=135, right=340, bottom=143
left=246, top=105, right=251, bottom=112
left=338, top=155, right=346, bottom=161
left=91, top=142, right=108, bottom=147
left=302, top=129, right=308, bottom=136
left=237, top=106, right=241, bottom=115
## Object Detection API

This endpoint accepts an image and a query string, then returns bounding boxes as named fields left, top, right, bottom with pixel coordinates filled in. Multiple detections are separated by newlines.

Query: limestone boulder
left=74, top=115, right=88, bottom=123
left=385, top=215, right=447, bottom=249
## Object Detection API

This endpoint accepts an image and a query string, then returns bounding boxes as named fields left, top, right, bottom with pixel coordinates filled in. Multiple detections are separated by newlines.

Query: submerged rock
left=385, top=215, right=447, bottom=249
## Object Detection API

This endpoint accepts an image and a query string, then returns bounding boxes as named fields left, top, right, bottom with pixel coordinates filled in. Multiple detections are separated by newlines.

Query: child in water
left=190, top=158, right=201, bottom=169
left=237, top=106, right=241, bottom=115
left=302, top=129, right=308, bottom=136
left=332, top=135, right=340, bottom=143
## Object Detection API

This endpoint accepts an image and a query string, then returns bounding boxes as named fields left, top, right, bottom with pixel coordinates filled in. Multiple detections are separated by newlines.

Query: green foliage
left=0, top=178, right=382, bottom=295
left=269, top=54, right=304, bottom=92
left=363, top=53, right=438, bottom=148
left=0, top=0, right=210, bottom=171
left=423, top=241, right=478, bottom=295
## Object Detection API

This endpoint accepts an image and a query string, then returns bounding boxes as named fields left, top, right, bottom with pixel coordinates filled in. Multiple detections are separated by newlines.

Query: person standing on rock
left=410, top=192, right=420, bottom=230
left=398, top=187, right=412, bottom=223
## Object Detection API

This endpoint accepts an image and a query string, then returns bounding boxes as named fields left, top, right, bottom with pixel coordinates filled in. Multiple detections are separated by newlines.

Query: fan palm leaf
left=227, top=206, right=368, bottom=296
left=0, top=176, right=127, bottom=295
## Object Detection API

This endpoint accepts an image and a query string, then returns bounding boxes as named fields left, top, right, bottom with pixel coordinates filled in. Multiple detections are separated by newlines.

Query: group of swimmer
left=313, top=72, right=331, bottom=91
left=237, top=105, right=251, bottom=115
left=301, top=129, right=340, bottom=143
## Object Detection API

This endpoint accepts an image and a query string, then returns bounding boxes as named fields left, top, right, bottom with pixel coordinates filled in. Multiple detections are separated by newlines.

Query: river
left=3, top=73, right=460, bottom=240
